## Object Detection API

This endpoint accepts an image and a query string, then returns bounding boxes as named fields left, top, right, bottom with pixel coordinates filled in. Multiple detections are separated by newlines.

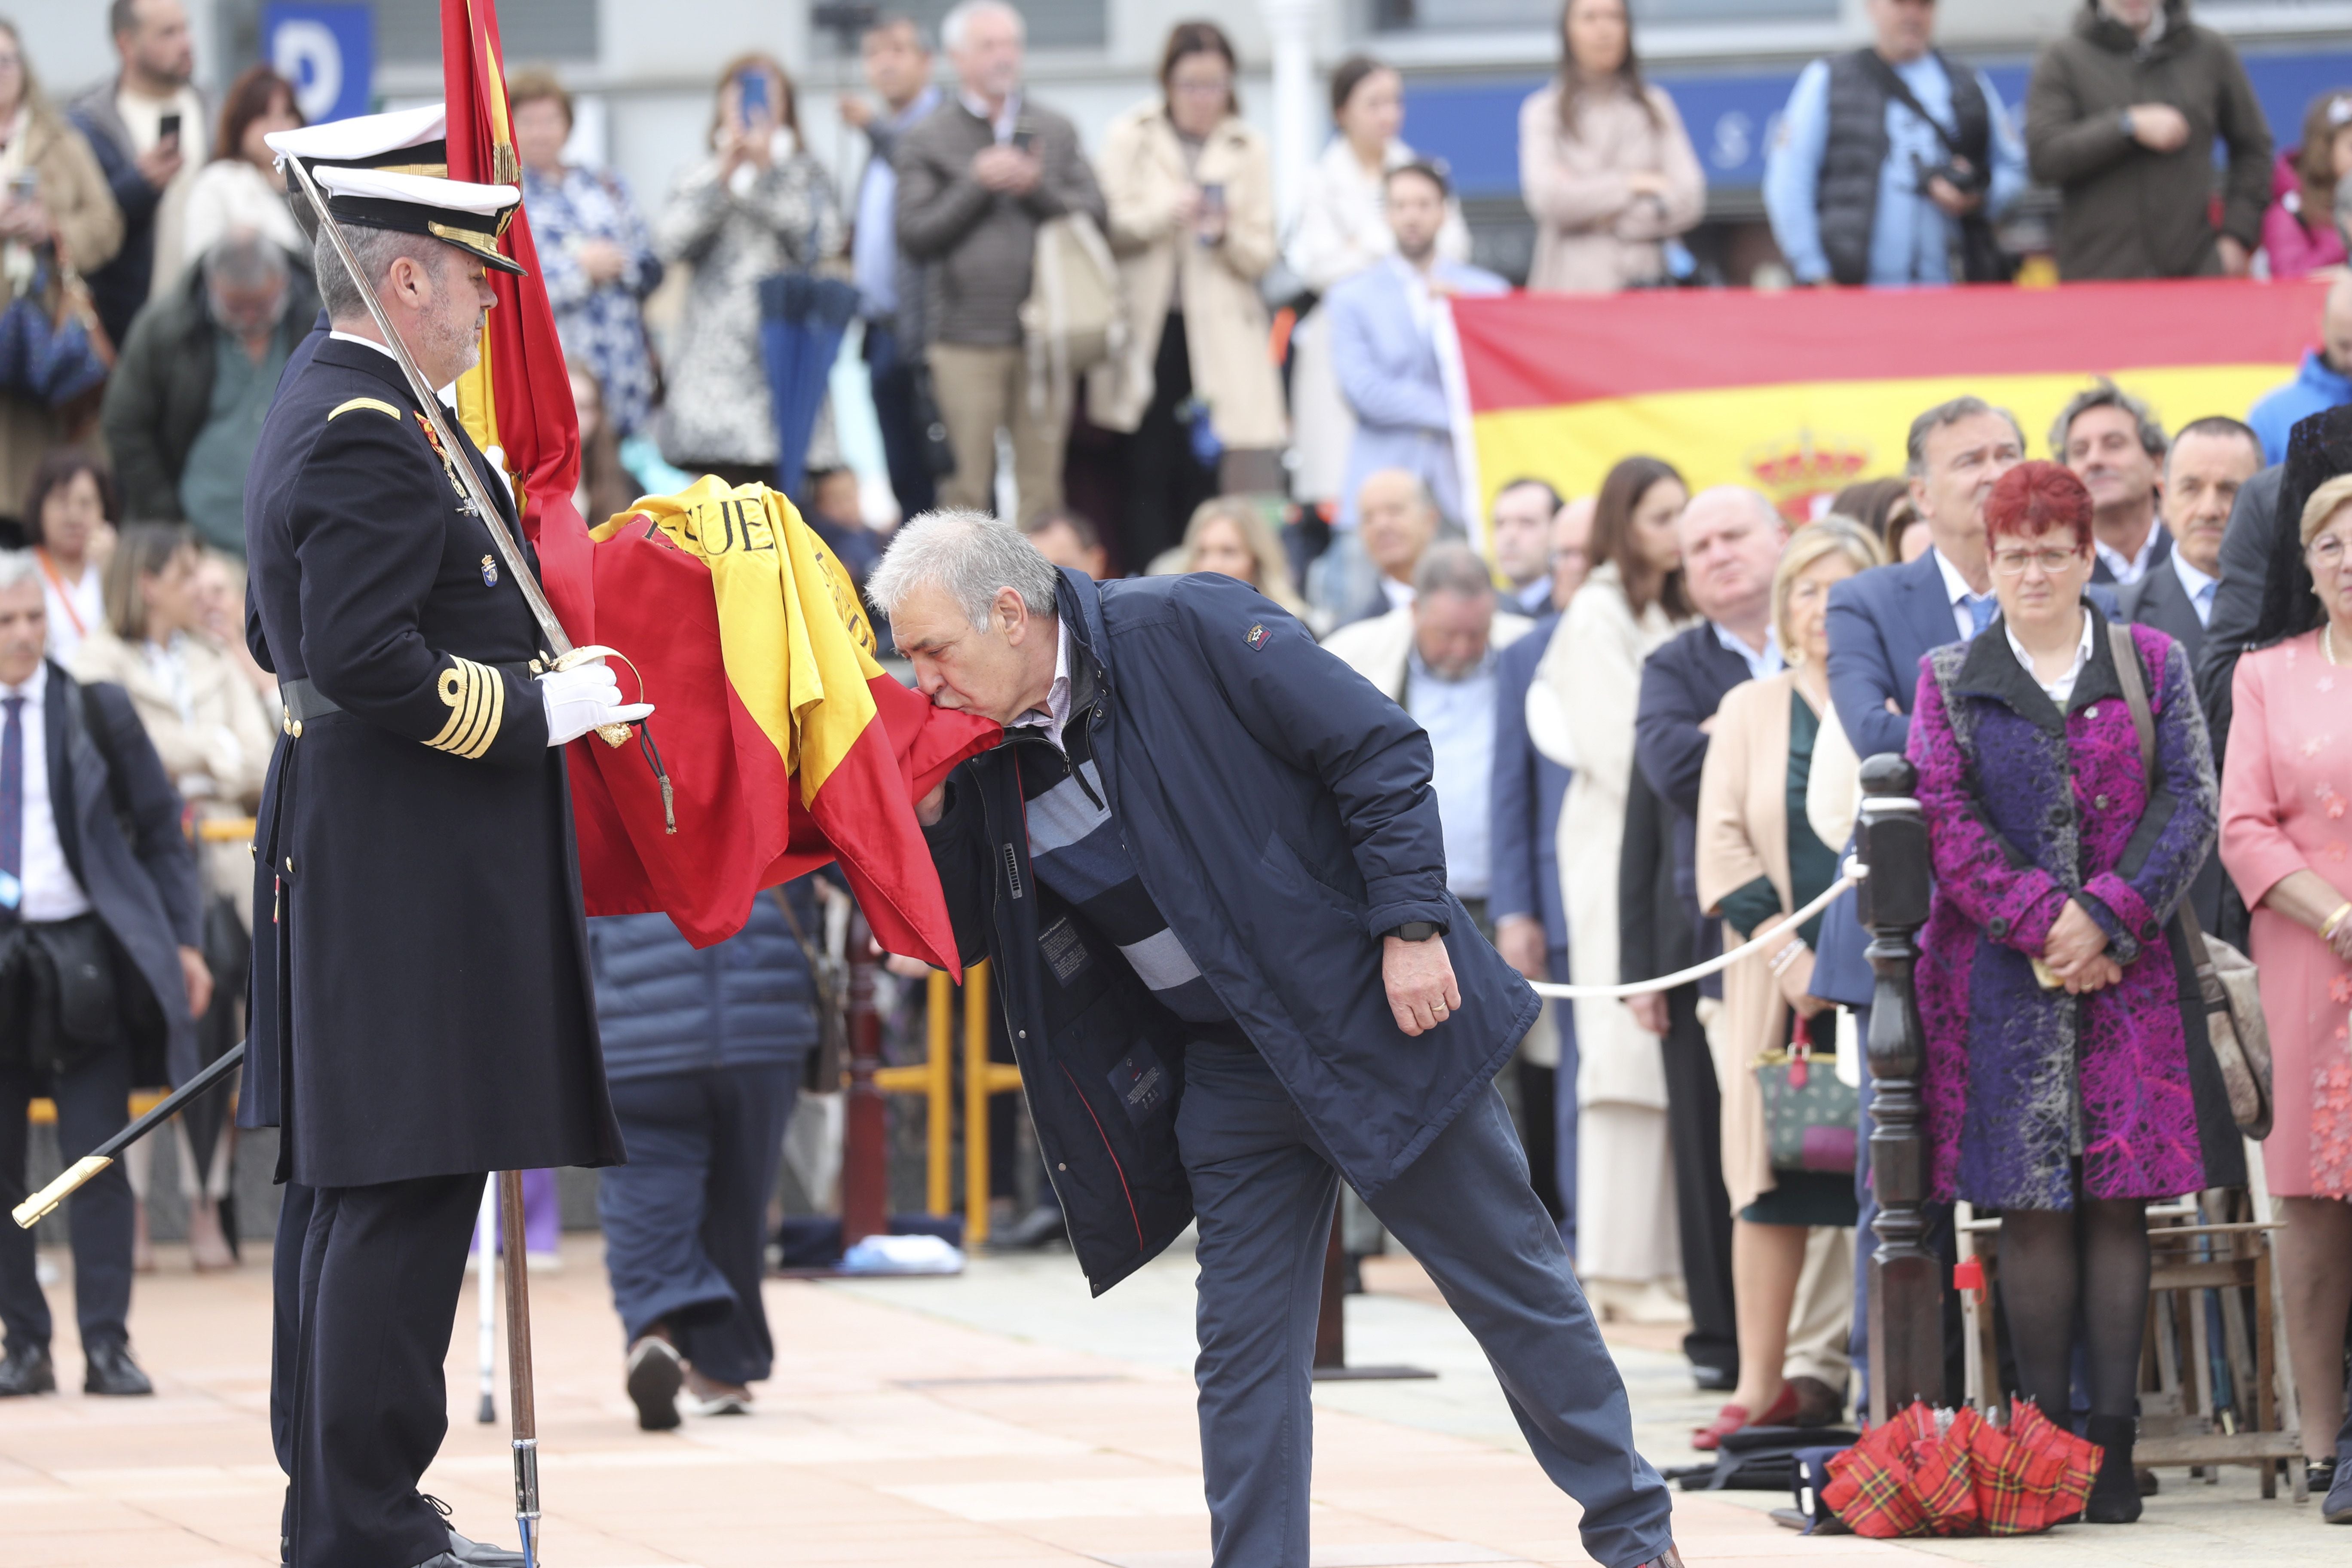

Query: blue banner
left=263, top=1, right=374, bottom=126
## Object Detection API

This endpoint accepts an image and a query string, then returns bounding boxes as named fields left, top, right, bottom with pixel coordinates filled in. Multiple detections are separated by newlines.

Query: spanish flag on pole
left=1447, top=279, right=2326, bottom=528
left=441, top=0, right=995, bottom=964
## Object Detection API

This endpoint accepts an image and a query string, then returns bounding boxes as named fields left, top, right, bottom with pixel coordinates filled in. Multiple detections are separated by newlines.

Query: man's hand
left=135, top=139, right=184, bottom=190
left=2040, top=897, right=2110, bottom=979
left=179, top=946, right=213, bottom=1019
left=1625, top=991, right=1669, bottom=1036
left=1495, top=915, right=1548, bottom=982
left=839, top=95, right=876, bottom=132
left=972, top=145, right=1041, bottom=194
left=578, top=239, right=628, bottom=285
left=916, top=780, right=947, bottom=827
left=1926, top=175, right=1983, bottom=217
left=2216, top=235, right=2252, bottom=278
left=2125, top=103, right=2190, bottom=153
left=1384, top=933, right=1461, bottom=1036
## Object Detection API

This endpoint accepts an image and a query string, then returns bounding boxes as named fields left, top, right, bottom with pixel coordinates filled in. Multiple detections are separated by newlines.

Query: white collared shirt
left=1711, top=620, right=1785, bottom=682
left=1008, top=619, right=1073, bottom=754
left=2093, top=523, right=2163, bottom=587
left=2, top=665, right=94, bottom=922
left=2006, top=610, right=2096, bottom=709
left=2168, top=547, right=2219, bottom=629
left=1378, top=575, right=1415, bottom=613
left=959, top=89, right=1022, bottom=144
left=1931, top=546, right=1996, bottom=642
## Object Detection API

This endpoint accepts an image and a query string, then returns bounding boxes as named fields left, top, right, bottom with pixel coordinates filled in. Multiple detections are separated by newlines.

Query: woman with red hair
left=1905, top=460, right=2238, bottom=1522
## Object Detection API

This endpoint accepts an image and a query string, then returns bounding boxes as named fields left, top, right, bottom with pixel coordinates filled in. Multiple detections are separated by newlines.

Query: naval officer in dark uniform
left=238, top=113, right=648, bottom=1568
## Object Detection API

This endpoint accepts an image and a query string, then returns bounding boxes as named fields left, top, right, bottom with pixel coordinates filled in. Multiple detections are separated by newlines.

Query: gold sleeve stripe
left=329, top=397, right=405, bottom=422
left=426, top=658, right=506, bottom=760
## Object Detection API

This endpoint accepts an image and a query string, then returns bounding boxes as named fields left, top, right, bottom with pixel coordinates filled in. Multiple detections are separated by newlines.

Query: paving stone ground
left=0, top=1231, right=2337, bottom=1566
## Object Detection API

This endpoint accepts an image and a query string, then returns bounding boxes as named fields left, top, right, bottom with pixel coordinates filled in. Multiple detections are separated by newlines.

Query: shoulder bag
left=2110, top=623, right=2274, bottom=1138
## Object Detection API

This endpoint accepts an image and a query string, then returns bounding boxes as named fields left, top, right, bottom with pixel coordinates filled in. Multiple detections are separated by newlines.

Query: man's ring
left=1431, top=1004, right=1447, bottom=1015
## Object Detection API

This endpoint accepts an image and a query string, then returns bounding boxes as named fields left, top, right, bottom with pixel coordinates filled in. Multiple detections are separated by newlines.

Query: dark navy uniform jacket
left=236, top=332, right=623, bottom=1188
left=923, top=569, right=1538, bottom=1294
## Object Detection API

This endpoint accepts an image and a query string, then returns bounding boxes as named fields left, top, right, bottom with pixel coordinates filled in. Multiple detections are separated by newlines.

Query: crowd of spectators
left=0, top=0, right=2348, bottom=1525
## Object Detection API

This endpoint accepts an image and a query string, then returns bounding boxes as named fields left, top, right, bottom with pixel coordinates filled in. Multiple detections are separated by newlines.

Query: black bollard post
left=1857, top=753, right=1945, bottom=1424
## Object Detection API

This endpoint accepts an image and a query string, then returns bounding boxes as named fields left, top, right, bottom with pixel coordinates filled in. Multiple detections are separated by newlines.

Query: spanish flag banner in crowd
left=1446, top=279, right=2330, bottom=527
left=442, top=0, right=996, bottom=964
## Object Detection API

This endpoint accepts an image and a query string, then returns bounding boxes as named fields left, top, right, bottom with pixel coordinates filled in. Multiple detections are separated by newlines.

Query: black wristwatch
left=1388, top=921, right=1445, bottom=943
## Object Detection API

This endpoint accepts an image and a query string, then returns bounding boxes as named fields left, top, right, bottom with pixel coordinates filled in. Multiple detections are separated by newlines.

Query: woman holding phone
left=0, top=20, right=124, bottom=529
left=654, top=52, right=843, bottom=487
left=1088, top=21, right=1287, bottom=574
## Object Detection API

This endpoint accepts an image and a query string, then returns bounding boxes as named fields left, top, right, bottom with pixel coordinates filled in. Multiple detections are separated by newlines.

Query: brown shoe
left=1637, top=1548, right=1685, bottom=1568
left=1787, top=1373, right=1845, bottom=1426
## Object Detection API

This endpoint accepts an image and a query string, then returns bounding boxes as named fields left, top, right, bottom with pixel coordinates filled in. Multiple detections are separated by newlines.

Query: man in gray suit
left=2119, top=414, right=2260, bottom=930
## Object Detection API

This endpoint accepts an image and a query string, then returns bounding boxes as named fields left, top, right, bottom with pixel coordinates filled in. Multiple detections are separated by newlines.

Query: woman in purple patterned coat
left=1907, top=461, right=2240, bottom=1524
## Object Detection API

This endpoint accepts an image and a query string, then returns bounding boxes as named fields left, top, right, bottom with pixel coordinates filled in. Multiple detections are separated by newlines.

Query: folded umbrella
left=758, top=272, right=862, bottom=504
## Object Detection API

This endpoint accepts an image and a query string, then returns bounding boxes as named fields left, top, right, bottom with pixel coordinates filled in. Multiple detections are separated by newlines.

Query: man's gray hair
left=314, top=224, right=447, bottom=324
left=1905, top=395, right=2024, bottom=476
left=204, top=232, right=290, bottom=289
left=2047, top=377, right=2167, bottom=462
left=0, top=549, right=41, bottom=596
left=1412, top=541, right=1496, bottom=602
left=940, top=0, right=1021, bottom=52
left=868, top=507, right=1060, bottom=627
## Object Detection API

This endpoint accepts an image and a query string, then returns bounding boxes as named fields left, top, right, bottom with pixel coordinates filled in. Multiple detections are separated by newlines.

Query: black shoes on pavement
left=83, top=1341, right=154, bottom=1396
left=988, top=1202, right=1070, bottom=1252
left=625, top=1335, right=684, bottom=1431
left=2082, top=1414, right=2142, bottom=1524
left=2318, top=1452, right=2352, bottom=1524
left=0, top=1343, right=56, bottom=1396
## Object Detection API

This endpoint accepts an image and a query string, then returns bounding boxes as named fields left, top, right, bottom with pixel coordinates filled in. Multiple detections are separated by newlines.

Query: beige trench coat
left=1087, top=102, right=1287, bottom=451
left=1694, top=671, right=1810, bottom=1215
left=73, top=630, right=277, bottom=927
left=1518, top=81, right=1704, bottom=294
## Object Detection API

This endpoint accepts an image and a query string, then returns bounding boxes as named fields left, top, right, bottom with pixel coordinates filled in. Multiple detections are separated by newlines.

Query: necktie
left=1966, top=594, right=1997, bottom=637
left=1, top=695, right=22, bottom=922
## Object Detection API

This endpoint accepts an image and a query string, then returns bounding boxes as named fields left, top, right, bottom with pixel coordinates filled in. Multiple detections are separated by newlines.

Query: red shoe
left=1692, top=1384, right=1800, bottom=1451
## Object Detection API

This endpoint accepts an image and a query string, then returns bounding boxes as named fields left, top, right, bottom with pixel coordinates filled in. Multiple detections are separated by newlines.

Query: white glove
left=540, top=662, right=654, bottom=747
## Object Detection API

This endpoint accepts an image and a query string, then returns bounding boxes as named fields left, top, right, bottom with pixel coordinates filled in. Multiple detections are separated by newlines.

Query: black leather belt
left=279, top=678, right=342, bottom=734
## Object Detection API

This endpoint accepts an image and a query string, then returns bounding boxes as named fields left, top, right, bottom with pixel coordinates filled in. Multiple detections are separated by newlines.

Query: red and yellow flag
left=441, top=0, right=996, bottom=962
left=580, top=482, right=995, bottom=963
left=1448, top=279, right=2327, bottom=524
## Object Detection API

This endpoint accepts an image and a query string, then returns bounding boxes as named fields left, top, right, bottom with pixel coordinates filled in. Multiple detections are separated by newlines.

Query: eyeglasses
left=2310, top=534, right=2351, bottom=572
left=1989, top=547, right=2084, bottom=577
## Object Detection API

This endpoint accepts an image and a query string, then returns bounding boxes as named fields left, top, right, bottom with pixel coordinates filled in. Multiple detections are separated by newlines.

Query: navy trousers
left=282, top=1172, right=483, bottom=1568
left=1176, top=1034, right=1673, bottom=1568
left=0, top=1044, right=135, bottom=1356
left=597, top=1063, right=795, bottom=1386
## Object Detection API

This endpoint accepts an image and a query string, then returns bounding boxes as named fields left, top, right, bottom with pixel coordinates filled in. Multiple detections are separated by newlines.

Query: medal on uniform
left=481, top=554, right=499, bottom=587
left=413, top=412, right=481, bottom=515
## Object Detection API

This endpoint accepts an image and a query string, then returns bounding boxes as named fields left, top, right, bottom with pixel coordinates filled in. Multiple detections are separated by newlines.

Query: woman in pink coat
left=2220, top=471, right=2352, bottom=1498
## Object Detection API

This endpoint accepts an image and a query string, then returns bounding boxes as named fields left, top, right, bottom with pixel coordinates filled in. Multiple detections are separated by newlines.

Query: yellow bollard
left=963, top=961, right=992, bottom=1246
left=924, top=970, right=952, bottom=1216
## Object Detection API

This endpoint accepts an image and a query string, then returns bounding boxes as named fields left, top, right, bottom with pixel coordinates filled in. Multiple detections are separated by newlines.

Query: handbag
left=1756, top=1031, right=1860, bottom=1174
left=0, top=254, right=113, bottom=407
left=2108, top=624, right=2275, bottom=1138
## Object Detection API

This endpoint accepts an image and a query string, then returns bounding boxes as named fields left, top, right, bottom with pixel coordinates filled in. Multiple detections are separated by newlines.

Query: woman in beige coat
left=1537, top=456, right=1690, bottom=1319
left=1693, top=520, right=1883, bottom=1447
left=0, top=22, right=124, bottom=518
left=1518, top=0, right=1704, bottom=294
left=75, top=524, right=276, bottom=1271
left=1090, top=21, right=1287, bottom=575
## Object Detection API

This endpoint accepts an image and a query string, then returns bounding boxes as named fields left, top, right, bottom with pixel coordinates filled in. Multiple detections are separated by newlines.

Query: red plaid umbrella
left=1823, top=1400, right=2103, bottom=1538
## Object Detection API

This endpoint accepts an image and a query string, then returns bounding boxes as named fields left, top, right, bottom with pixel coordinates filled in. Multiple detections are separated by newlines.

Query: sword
left=282, top=152, right=631, bottom=748
left=12, top=1043, right=247, bottom=1229
left=498, top=1170, right=544, bottom=1568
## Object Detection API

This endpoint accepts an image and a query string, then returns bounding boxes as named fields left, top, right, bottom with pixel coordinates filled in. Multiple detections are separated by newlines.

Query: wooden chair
left=1954, top=1138, right=2306, bottom=1501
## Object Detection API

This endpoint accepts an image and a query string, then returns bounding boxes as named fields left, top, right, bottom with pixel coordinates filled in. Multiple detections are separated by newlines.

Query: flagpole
left=498, top=1169, right=542, bottom=1567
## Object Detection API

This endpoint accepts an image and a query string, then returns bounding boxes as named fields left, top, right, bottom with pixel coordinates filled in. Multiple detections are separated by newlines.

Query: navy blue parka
left=922, top=569, right=1539, bottom=1293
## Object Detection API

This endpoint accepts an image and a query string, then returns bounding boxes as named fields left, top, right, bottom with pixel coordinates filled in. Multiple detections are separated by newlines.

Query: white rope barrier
left=1527, top=858, right=1868, bottom=1001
